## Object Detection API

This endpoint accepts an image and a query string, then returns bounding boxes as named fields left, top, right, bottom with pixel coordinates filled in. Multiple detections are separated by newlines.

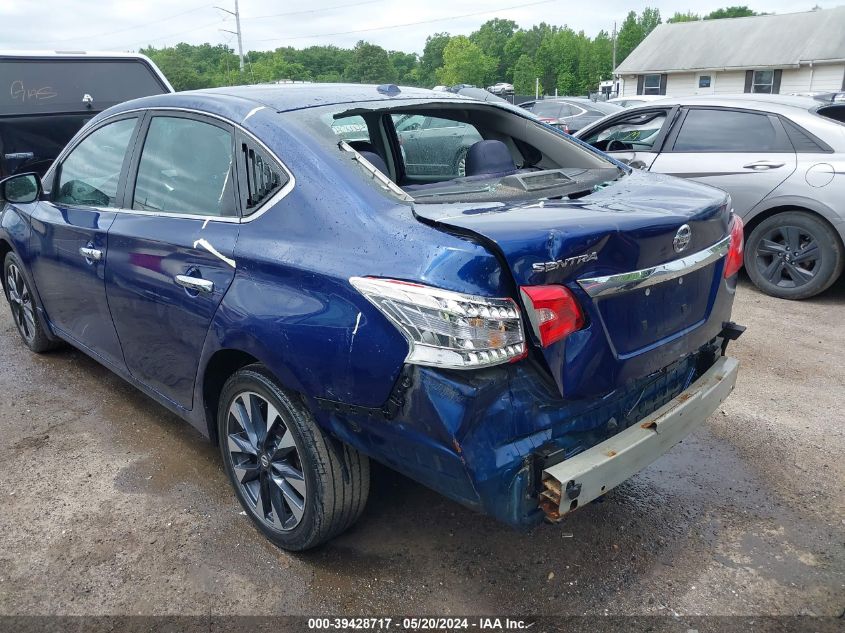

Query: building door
left=695, top=73, right=716, bottom=95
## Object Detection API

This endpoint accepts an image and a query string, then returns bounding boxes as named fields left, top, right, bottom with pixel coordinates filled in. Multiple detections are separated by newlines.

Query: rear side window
left=132, top=116, right=237, bottom=217
left=54, top=117, right=137, bottom=207
left=240, top=139, right=286, bottom=213
left=330, top=115, right=370, bottom=142
left=780, top=118, right=831, bottom=152
left=673, top=109, right=786, bottom=152
left=0, top=59, right=168, bottom=116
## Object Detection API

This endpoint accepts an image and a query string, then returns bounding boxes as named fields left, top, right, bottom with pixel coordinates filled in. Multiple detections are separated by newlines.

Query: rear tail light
left=520, top=285, right=585, bottom=347
left=724, top=214, right=745, bottom=278
left=350, top=277, right=526, bottom=370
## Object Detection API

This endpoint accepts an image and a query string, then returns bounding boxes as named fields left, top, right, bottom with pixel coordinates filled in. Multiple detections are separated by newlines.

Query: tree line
left=140, top=6, right=761, bottom=96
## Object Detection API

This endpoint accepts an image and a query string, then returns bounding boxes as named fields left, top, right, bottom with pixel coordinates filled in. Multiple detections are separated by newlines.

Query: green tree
left=615, top=8, right=661, bottom=66
left=435, top=36, right=496, bottom=87
left=419, top=33, right=451, bottom=86
left=639, top=7, right=662, bottom=36
left=705, top=6, right=757, bottom=19
left=615, top=11, right=643, bottom=65
left=512, top=54, right=537, bottom=95
left=556, top=70, right=578, bottom=96
left=668, top=11, right=700, bottom=23
left=388, top=51, right=419, bottom=85
left=470, top=18, right=518, bottom=80
left=344, top=41, right=396, bottom=83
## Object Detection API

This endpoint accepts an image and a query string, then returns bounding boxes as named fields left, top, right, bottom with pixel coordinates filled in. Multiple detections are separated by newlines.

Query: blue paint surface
left=0, top=85, right=738, bottom=527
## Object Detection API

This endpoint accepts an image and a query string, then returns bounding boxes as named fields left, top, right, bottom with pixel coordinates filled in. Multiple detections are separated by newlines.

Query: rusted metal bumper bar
left=540, top=356, right=739, bottom=521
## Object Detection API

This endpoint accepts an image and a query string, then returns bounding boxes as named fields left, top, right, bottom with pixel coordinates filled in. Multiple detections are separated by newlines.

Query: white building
left=614, top=7, right=845, bottom=98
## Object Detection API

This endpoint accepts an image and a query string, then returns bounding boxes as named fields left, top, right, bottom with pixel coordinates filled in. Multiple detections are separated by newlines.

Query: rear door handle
left=175, top=274, right=214, bottom=294
left=79, top=247, right=102, bottom=262
left=743, top=160, right=785, bottom=170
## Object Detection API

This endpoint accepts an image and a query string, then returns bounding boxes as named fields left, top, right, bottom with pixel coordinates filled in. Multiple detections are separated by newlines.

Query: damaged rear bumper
left=539, top=355, right=739, bottom=521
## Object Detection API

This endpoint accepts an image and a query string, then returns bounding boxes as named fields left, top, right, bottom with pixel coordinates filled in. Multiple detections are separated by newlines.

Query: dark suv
left=0, top=51, right=172, bottom=178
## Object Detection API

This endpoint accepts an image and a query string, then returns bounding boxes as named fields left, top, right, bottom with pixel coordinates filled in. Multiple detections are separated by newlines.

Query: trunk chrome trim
left=577, top=235, right=731, bottom=299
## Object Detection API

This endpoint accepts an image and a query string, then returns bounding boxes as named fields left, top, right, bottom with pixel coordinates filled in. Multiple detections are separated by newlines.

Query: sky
left=1, top=1, right=842, bottom=55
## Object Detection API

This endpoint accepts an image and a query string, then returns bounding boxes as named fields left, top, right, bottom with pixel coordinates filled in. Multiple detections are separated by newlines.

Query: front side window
left=54, top=117, right=137, bottom=207
left=585, top=112, right=668, bottom=151
left=752, top=70, right=775, bottom=94
left=424, top=116, right=465, bottom=130
left=673, top=109, right=781, bottom=152
left=643, top=74, right=662, bottom=95
left=132, top=116, right=236, bottom=217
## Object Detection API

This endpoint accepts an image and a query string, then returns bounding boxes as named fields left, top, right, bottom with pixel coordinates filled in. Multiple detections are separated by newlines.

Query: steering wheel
left=606, top=139, right=630, bottom=152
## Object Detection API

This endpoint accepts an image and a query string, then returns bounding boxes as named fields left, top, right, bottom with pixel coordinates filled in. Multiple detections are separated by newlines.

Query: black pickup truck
left=0, top=51, right=172, bottom=178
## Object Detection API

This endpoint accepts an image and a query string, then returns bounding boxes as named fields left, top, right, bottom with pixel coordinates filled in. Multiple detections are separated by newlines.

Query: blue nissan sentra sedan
left=0, top=84, right=744, bottom=550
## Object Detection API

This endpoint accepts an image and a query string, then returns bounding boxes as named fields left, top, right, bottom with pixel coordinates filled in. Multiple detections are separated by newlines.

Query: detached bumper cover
left=540, top=355, right=739, bottom=520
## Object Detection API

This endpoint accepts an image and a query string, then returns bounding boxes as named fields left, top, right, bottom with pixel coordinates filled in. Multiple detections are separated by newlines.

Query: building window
left=752, top=70, right=775, bottom=94
left=643, top=74, right=662, bottom=95
left=698, top=75, right=712, bottom=89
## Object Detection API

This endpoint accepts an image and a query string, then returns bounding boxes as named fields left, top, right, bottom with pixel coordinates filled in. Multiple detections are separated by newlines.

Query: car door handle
left=743, top=160, right=785, bottom=170
left=79, top=247, right=103, bottom=262
left=175, top=274, right=214, bottom=294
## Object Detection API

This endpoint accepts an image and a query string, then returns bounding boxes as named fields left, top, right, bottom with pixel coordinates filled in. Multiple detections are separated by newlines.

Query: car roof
left=623, top=93, right=823, bottom=115
left=96, top=83, right=533, bottom=128
left=156, top=83, right=468, bottom=113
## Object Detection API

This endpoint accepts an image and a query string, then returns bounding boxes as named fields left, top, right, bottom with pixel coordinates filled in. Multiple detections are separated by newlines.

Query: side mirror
left=0, top=173, right=42, bottom=204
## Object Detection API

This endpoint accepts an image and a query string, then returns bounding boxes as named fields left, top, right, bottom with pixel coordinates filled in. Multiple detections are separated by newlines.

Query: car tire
left=3, top=252, right=57, bottom=353
left=218, top=364, right=370, bottom=551
left=745, top=211, right=844, bottom=300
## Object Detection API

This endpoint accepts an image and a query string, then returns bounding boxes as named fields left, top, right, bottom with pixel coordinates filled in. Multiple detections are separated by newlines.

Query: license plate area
left=595, top=264, right=717, bottom=357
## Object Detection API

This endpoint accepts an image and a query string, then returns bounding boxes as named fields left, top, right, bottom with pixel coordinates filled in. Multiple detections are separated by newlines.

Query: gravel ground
left=0, top=277, right=842, bottom=618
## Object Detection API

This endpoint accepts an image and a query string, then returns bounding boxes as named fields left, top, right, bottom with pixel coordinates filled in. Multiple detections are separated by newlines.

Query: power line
left=252, top=0, right=559, bottom=43
left=123, top=19, right=228, bottom=49
left=241, top=0, right=384, bottom=21
left=8, top=4, right=212, bottom=46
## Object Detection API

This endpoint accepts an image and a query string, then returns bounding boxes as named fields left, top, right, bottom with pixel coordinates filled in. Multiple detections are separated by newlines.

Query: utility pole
left=612, top=21, right=618, bottom=96
left=216, top=0, right=244, bottom=72
left=612, top=21, right=617, bottom=72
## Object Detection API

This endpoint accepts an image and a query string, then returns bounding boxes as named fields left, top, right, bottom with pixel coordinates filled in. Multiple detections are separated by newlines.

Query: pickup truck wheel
left=218, top=365, right=370, bottom=551
left=3, top=252, right=55, bottom=353
left=745, top=211, right=844, bottom=300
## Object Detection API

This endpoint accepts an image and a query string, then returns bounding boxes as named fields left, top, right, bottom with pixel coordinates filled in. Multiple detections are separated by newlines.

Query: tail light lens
left=724, top=215, right=745, bottom=278
left=350, top=277, right=526, bottom=370
left=520, top=285, right=584, bottom=347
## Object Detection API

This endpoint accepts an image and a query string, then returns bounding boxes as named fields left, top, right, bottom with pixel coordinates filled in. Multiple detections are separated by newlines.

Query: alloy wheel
left=226, top=391, right=307, bottom=531
left=6, top=263, right=36, bottom=344
left=754, top=224, right=820, bottom=289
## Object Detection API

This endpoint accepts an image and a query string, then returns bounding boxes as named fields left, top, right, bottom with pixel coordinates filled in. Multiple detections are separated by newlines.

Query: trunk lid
left=413, top=170, right=734, bottom=399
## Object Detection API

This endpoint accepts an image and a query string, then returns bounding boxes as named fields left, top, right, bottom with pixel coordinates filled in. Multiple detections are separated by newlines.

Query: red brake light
left=724, top=215, right=745, bottom=278
left=520, top=285, right=585, bottom=347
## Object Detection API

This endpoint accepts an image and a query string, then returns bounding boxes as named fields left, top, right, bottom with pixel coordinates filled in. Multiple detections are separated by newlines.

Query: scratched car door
left=105, top=112, right=240, bottom=409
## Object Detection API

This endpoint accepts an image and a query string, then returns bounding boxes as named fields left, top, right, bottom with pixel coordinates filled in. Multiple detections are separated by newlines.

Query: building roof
left=615, top=7, right=845, bottom=74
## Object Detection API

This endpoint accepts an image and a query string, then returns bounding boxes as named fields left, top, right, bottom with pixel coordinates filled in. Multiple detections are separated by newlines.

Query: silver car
left=576, top=95, right=845, bottom=299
